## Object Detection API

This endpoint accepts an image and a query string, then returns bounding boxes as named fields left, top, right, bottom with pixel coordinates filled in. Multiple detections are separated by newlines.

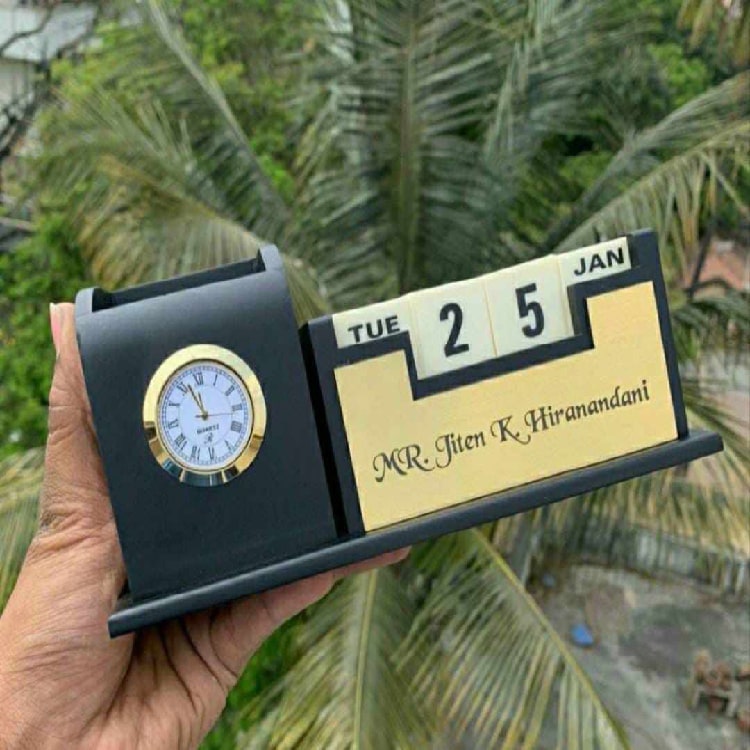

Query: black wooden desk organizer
left=74, top=230, right=722, bottom=637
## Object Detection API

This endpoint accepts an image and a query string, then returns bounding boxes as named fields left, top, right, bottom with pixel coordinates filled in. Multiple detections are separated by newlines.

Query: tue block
left=408, top=279, right=496, bottom=378
left=558, top=236, right=631, bottom=287
left=484, top=255, right=572, bottom=356
left=332, top=297, right=413, bottom=348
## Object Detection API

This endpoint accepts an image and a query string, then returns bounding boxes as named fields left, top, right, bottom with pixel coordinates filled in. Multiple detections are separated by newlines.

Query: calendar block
left=484, top=256, right=572, bottom=356
left=408, top=279, right=496, bottom=378
left=332, top=297, right=413, bottom=348
left=303, top=228, right=718, bottom=537
left=558, top=237, right=631, bottom=287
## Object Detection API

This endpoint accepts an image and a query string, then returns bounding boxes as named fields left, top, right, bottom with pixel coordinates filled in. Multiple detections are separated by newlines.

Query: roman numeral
left=190, top=445, right=199, bottom=460
left=175, top=382, right=188, bottom=394
left=175, top=434, right=186, bottom=449
left=208, top=446, right=216, bottom=461
left=167, top=419, right=178, bottom=429
left=193, top=371, right=204, bottom=386
left=230, top=421, right=242, bottom=432
left=168, top=401, right=180, bottom=408
left=213, top=373, right=218, bottom=386
left=232, top=403, right=243, bottom=412
left=225, top=384, right=236, bottom=397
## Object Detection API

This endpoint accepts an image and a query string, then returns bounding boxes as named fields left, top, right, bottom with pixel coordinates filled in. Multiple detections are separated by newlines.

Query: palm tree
left=2, top=0, right=748, bottom=746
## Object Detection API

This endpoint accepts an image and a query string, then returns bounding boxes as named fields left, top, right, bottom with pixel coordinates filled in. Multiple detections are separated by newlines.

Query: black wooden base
left=109, top=429, right=722, bottom=637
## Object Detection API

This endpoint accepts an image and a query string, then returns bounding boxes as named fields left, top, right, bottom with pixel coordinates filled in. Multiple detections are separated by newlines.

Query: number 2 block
left=484, top=256, right=572, bottom=356
left=409, top=280, right=496, bottom=378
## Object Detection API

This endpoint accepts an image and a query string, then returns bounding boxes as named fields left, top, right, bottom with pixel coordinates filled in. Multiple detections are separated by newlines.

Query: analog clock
left=143, top=345, right=266, bottom=486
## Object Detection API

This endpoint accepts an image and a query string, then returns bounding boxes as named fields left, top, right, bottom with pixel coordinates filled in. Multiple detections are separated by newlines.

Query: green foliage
left=201, top=620, right=298, bottom=750
left=169, top=0, right=310, bottom=200
left=174, top=0, right=308, bottom=142
left=651, top=42, right=713, bottom=108
left=48, top=0, right=306, bottom=202
left=0, top=216, right=89, bottom=458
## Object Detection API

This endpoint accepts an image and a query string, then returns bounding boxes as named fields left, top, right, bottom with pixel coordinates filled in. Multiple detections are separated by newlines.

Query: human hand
left=0, top=303, right=409, bottom=750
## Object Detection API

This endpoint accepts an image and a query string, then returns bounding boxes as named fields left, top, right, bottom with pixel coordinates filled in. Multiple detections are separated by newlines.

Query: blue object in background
left=571, top=623, right=595, bottom=647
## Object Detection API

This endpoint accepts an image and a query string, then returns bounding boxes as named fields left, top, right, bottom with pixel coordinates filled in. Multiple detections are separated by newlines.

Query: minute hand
left=187, top=385, right=208, bottom=419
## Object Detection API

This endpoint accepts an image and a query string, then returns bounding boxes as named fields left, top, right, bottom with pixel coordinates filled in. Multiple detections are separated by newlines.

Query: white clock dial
left=157, top=360, right=253, bottom=472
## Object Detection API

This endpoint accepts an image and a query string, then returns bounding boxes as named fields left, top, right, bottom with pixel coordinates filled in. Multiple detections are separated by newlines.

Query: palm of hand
left=0, top=304, right=406, bottom=749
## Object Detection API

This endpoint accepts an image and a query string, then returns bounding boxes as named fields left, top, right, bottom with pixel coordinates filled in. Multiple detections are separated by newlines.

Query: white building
left=0, top=2, right=96, bottom=158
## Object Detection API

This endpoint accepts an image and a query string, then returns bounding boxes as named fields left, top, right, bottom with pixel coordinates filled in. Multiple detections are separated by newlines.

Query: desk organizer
left=74, top=229, right=722, bottom=636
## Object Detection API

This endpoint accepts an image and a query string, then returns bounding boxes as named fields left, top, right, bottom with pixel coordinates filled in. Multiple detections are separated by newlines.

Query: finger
left=209, top=547, right=411, bottom=681
left=39, top=303, right=113, bottom=536
left=332, top=547, right=410, bottom=580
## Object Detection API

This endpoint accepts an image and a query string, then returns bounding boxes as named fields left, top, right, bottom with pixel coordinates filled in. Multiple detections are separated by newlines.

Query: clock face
left=143, top=345, right=266, bottom=486
left=158, top=361, right=252, bottom=472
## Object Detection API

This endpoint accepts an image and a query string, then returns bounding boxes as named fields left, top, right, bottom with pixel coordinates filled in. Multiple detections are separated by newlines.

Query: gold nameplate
left=334, top=282, right=677, bottom=531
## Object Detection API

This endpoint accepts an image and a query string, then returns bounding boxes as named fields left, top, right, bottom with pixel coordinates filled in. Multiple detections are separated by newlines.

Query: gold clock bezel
left=142, top=344, right=266, bottom=487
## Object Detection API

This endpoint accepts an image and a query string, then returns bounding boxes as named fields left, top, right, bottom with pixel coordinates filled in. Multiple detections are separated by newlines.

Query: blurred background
left=0, top=1, right=748, bottom=748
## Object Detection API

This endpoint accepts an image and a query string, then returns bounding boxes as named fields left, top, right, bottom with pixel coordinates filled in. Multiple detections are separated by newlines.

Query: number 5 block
left=484, top=256, right=572, bottom=356
left=409, top=279, right=496, bottom=378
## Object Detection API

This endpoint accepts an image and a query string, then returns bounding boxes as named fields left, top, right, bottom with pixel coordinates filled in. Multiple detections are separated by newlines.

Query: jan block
left=332, top=297, right=413, bottom=348
left=408, top=279, right=496, bottom=378
left=484, top=256, right=572, bottom=356
left=558, top=236, right=631, bottom=288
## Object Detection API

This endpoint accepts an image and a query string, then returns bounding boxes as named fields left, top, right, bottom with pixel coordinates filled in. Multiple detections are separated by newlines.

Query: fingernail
left=49, top=303, right=61, bottom=354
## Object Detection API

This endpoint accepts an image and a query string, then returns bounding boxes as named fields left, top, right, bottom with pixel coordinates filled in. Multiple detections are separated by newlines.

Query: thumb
left=6, top=302, right=126, bottom=647
left=38, top=303, right=114, bottom=542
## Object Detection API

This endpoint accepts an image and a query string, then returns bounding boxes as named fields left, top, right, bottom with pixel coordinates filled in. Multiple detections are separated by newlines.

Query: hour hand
left=187, top=385, right=207, bottom=417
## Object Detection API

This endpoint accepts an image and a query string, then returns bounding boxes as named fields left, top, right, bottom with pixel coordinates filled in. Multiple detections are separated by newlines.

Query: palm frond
left=0, top=448, right=43, bottom=610
left=672, top=289, right=750, bottom=363
left=283, top=255, right=330, bottom=321
left=294, top=0, right=501, bottom=304
left=97, top=0, right=290, bottom=237
left=481, top=0, right=644, bottom=222
left=141, top=0, right=290, bottom=237
left=301, top=0, right=651, bottom=302
left=533, top=470, right=748, bottom=564
left=403, top=530, right=628, bottom=749
left=237, top=570, right=435, bottom=750
left=547, top=73, right=750, bottom=270
left=37, top=94, right=259, bottom=284
left=33, top=86, right=329, bottom=313
left=682, top=374, right=749, bottom=482
left=678, top=0, right=750, bottom=66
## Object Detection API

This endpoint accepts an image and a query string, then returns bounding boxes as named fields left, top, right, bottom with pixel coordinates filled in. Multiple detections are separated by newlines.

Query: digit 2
left=440, top=302, right=470, bottom=357
left=515, top=283, right=544, bottom=337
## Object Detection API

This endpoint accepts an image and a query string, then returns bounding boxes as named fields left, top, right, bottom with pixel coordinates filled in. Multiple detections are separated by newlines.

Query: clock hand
left=186, top=384, right=200, bottom=408
left=187, top=385, right=208, bottom=419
